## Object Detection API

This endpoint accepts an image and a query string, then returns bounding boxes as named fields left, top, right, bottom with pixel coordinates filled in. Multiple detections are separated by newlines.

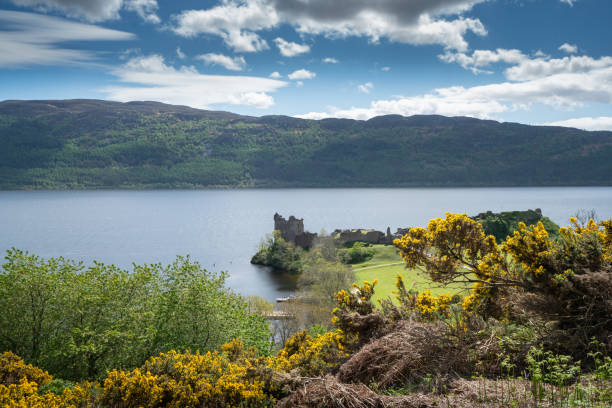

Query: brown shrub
left=336, top=321, right=468, bottom=389
left=276, top=375, right=437, bottom=408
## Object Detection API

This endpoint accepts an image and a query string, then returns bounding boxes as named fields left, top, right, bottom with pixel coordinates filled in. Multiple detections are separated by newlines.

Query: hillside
left=1, top=99, right=611, bottom=189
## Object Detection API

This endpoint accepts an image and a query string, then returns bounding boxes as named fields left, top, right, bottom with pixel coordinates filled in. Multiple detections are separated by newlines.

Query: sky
left=0, top=0, right=611, bottom=130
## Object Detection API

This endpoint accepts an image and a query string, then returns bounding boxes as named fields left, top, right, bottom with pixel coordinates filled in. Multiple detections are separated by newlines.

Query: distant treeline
left=1, top=99, right=611, bottom=189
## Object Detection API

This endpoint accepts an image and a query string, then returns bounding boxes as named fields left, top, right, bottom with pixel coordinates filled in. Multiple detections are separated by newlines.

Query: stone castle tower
left=273, top=213, right=317, bottom=248
left=273, top=213, right=304, bottom=243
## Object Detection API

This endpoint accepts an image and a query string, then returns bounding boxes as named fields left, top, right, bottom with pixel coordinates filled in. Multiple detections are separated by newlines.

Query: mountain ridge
left=1, top=99, right=611, bottom=189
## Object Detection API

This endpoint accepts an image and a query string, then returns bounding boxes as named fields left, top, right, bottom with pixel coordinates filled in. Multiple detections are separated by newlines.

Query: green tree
left=0, top=250, right=271, bottom=380
left=150, top=256, right=270, bottom=355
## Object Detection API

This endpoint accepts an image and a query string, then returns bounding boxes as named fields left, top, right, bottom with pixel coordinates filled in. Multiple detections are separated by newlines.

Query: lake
left=1, top=187, right=611, bottom=301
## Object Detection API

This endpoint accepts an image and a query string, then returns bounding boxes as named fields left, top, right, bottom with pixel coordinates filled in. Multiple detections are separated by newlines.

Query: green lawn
left=352, top=245, right=467, bottom=304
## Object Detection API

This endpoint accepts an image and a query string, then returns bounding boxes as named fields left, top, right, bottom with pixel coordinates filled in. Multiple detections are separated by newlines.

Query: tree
left=298, top=256, right=355, bottom=308
left=150, top=256, right=270, bottom=355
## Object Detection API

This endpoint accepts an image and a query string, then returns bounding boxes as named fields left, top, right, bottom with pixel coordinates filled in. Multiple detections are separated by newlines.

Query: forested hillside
left=1, top=99, right=611, bottom=189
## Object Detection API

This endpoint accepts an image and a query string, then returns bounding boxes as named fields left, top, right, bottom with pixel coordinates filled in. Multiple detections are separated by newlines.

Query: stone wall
left=332, top=229, right=391, bottom=245
left=273, top=213, right=408, bottom=248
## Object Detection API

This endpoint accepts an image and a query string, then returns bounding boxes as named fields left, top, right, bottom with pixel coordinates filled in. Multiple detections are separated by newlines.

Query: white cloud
left=176, top=47, right=185, bottom=59
left=274, top=37, right=310, bottom=57
left=297, top=65, right=612, bottom=120
left=0, top=10, right=134, bottom=68
left=172, top=2, right=277, bottom=52
left=542, top=117, right=612, bottom=131
left=293, top=14, right=486, bottom=52
left=172, top=0, right=487, bottom=52
left=197, top=53, right=246, bottom=71
left=124, top=0, right=160, bottom=23
left=381, top=66, right=390, bottom=71
left=358, top=82, right=373, bottom=94
left=274, top=0, right=486, bottom=51
left=296, top=81, right=304, bottom=87
left=323, top=57, right=338, bottom=64
left=560, top=0, right=576, bottom=6
left=505, top=55, right=612, bottom=81
left=441, top=47, right=612, bottom=90
left=104, top=54, right=287, bottom=109
left=10, top=0, right=159, bottom=22
left=288, top=69, right=316, bottom=80
left=440, top=48, right=527, bottom=74
left=229, top=92, right=274, bottom=108
left=559, top=43, right=578, bottom=54
left=269, top=71, right=282, bottom=78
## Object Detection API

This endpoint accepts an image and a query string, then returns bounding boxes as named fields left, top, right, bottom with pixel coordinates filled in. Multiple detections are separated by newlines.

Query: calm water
left=1, top=187, right=611, bottom=301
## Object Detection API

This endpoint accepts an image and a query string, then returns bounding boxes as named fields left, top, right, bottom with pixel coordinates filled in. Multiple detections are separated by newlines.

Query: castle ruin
left=274, top=213, right=317, bottom=248
left=273, top=213, right=405, bottom=248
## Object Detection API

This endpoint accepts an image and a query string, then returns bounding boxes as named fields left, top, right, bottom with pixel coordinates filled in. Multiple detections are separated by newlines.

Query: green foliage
left=1, top=100, right=611, bottom=189
left=251, top=231, right=304, bottom=274
left=526, top=346, right=582, bottom=405
left=38, top=379, right=75, bottom=396
left=588, top=340, right=612, bottom=381
left=337, top=242, right=376, bottom=264
left=0, top=249, right=271, bottom=381
left=473, top=209, right=560, bottom=241
left=297, top=256, right=355, bottom=307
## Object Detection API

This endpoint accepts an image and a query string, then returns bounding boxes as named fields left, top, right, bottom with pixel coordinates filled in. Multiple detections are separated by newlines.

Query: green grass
left=352, top=245, right=467, bottom=303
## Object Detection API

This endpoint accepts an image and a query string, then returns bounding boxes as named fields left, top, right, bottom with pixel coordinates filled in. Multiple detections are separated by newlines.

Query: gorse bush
left=391, top=275, right=458, bottom=321
left=101, top=348, right=273, bottom=408
left=394, top=213, right=612, bottom=354
left=0, top=250, right=271, bottom=381
left=0, top=351, right=52, bottom=387
left=270, top=329, right=348, bottom=376
left=0, top=352, right=94, bottom=408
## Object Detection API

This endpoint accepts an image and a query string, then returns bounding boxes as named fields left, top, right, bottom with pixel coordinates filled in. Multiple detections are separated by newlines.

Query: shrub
left=0, top=351, right=51, bottom=387
left=394, top=213, right=612, bottom=354
left=338, top=242, right=376, bottom=264
left=391, top=275, right=456, bottom=321
left=101, top=349, right=273, bottom=408
left=270, top=330, right=348, bottom=377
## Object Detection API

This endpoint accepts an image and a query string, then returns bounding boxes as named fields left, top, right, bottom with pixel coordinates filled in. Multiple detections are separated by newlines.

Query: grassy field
left=352, top=245, right=467, bottom=303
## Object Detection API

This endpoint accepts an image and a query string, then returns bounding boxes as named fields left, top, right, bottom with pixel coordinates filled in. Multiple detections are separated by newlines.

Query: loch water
left=1, top=187, right=611, bottom=301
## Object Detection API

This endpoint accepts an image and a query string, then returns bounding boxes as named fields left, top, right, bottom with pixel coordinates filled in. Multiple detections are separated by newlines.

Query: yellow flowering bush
left=0, top=352, right=93, bottom=408
left=0, top=351, right=52, bottom=387
left=270, top=329, right=348, bottom=376
left=503, top=221, right=554, bottom=279
left=101, top=348, right=272, bottom=408
left=392, top=275, right=455, bottom=320
left=394, top=212, right=612, bottom=350
left=0, top=378, right=65, bottom=408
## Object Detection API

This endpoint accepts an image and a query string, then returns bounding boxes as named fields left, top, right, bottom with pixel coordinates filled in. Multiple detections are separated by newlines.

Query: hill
left=1, top=99, right=611, bottom=189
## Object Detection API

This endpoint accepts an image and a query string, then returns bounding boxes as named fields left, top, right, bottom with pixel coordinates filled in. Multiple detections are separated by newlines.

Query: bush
left=271, top=330, right=348, bottom=376
left=0, top=353, right=93, bottom=408
left=394, top=213, right=612, bottom=354
left=101, top=348, right=274, bottom=408
left=338, top=242, right=376, bottom=264
left=0, top=351, right=52, bottom=387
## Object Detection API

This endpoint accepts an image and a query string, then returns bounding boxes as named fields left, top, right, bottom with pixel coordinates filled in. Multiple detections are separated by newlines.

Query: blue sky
left=1, top=0, right=611, bottom=130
